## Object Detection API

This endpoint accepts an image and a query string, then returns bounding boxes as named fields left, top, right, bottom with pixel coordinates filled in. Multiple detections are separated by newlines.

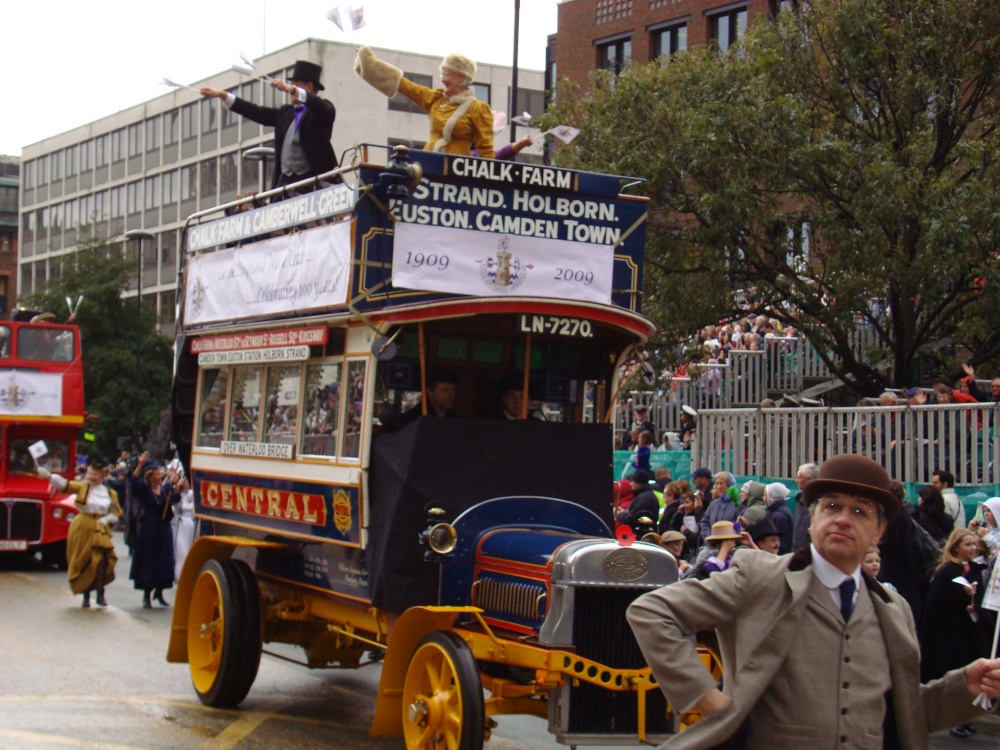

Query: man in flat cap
left=628, top=454, right=1000, bottom=749
left=201, top=60, right=337, bottom=192
left=394, top=369, right=460, bottom=429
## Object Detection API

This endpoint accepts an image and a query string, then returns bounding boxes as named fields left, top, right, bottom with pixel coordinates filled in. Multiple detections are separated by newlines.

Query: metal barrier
left=691, top=402, right=999, bottom=485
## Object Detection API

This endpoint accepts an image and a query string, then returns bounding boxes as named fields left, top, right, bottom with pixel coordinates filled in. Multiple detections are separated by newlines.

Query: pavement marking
left=0, top=728, right=144, bottom=749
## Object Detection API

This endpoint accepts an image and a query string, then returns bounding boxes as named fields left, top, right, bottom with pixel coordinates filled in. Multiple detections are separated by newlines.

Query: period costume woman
left=173, top=477, right=195, bottom=582
left=128, top=453, right=175, bottom=608
left=40, top=459, right=122, bottom=608
left=354, top=47, right=495, bottom=158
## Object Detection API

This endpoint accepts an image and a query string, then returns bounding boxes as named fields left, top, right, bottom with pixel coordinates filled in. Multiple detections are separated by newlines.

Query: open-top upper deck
left=178, top=145, right=651, bottom=339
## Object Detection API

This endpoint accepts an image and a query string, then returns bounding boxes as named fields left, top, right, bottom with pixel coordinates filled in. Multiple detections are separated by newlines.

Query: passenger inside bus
left=393, top=369, right=460, bottom=429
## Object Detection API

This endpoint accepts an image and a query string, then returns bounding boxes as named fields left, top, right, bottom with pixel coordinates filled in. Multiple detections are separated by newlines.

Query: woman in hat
left=970, top=496, right=1000, bottom=554
left=129, top=452, right=176, bottom=609
left=355, top=46, right=494, bottom=158
left=694, top=520, right=743, bottom=579
left=39, top=459, right=122, bottom=608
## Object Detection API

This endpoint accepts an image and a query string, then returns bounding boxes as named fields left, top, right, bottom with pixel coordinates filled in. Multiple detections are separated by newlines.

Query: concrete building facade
left=548, top=0, right=776, bottom=91
left=18, top=39, right=543, bottom=326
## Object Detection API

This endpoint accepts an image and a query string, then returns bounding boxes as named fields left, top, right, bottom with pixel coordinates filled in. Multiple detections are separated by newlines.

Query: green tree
left=20, top=237, right=173, bottom=456
left=546, top=0, right=1000, bottom=393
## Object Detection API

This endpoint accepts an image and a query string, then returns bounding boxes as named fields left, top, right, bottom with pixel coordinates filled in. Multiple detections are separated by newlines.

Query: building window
left=711, top=7, right=748, bottom=53
left=64, top=145, right=78, bottom=177
left=182, top=103, right=198, bottom=140
left=598, top=37, right=632, bottom=74
left=50, top=203, right=63, bottom=234
left=471, top=83, right=491, bottom=104
left=181, top=165, right=197, bottom=200
left=160, top=231, right=177, bottom=277
left=652, top=23, right=688, bottom=59
left=110, top=186, right=125, bottom=219
left=65, top=200, right=78, bottom=231
left=95, top=135, right=109, bottom=168
left=51, top=150, right=63, bottom=181
left=128, top=123, right=143, bottom=157
left=158, top=290, right=177, bottom=324
left=389, top=73, right=433, bottom=113
left=200, top=159, right=218, bottom=200
left=162, top=169, right=179, bottom=205
left=23, top=160, right=34, bottom=189
left=201, top=98, right=217, bottom=134
left=94, top=190, right=109, bottom=222
left=240, top=81, right=257, bottom=105
left=36, top=155, right=48, bottom=186
left=164, top=110, right=179, bottom=146
left=79, top=140, right=93, bottom=172
left=144, top=175, right=161, bottom=209
left=219, top=152, right=238, bottom=193
left=126, top=181, right=142, bottom=214
left=222, top=89, right=239, bottom=128
left=596, top=0, right=633, bottom=24
left=146, top=116, right=161, bottom=152
left=111, top=129, right=126, bottom=162
left=78, top=195, right=91, bottom=227
left=514, top=89, right=545, bottom=118
left=22, top=211, right=34, bottom=242
left=21, top=264, right=32, bottom=295
left=0, top=186, right=17, bottom=213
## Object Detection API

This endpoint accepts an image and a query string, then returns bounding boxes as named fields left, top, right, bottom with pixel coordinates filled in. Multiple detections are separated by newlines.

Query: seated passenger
left=497, top=373, right=546, bottom=421
left=395, top=369, right=460, bottom=428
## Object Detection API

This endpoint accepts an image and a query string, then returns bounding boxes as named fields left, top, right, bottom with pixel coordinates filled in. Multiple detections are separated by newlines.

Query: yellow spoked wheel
left=187, top=558, right=261, bottom=708
left=402, top=632, right=484, bottom=750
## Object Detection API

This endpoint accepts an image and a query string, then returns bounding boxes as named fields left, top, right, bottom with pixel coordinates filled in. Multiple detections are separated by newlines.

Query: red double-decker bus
left=0, top=317, right=84, bottom=567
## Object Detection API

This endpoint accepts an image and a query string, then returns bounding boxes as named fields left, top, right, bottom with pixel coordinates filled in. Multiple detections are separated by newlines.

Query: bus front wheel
left=402, top=631, right=484, bottom=750
left=187, top=558, right=262, bottom=707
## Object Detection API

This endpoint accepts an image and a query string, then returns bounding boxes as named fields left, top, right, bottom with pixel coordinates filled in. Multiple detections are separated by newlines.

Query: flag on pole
left=511, top=112, right=533, bottom=127
left=160, top=78, right=198, bottom=92
left=325, top=7, right=344, bottom=30
left=491, top=110, right=507, bottom=134
left=546, top=125, right=581, bottom=144
left=348, top=5, right=366, bottom=30
left=28, top=441, right=48, bottom=460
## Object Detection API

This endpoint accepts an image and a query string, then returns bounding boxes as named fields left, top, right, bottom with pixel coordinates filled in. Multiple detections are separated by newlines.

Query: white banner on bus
left=392, top=223, right=614, bottom=304
left=220, top=441, right=294, bottom=459
left=184, top=221, right=352, bottom=325
left=197, top=346, right=310, bottom=366
left=0, top=371, right=63, bottom=417
left=186, top=184, right=357, bottom=251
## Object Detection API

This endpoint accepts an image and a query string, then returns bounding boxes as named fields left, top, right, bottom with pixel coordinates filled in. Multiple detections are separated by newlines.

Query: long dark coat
left=128, top=477, right=175, bottom=591
left=920, top=560, right=989, bottom=682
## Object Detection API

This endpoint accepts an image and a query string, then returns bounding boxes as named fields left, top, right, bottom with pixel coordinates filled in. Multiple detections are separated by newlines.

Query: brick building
left=548, top=0, right=778, bottom=91
left=0, top=156, right=18, bottom=316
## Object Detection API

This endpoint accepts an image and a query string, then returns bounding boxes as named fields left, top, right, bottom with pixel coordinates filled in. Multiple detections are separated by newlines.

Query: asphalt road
left=0, top=534, right=995, bottom=749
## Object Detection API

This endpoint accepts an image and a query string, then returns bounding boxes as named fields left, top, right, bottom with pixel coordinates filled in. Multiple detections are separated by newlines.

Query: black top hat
left=425, top=368, right=458, bottom=387
left=750, top=517, right=780, bottom=543
left=802, top=454, right=900, bottom=522
left=290, top=60, right=324, bottom=91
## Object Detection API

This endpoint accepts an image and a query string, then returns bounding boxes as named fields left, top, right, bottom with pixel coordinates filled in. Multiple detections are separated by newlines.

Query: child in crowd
left=863, top=546, right=896, bottom=592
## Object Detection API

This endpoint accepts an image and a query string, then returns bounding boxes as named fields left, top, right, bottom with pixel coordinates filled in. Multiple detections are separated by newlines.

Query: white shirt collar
left=810, top=543, right=862, bottom=590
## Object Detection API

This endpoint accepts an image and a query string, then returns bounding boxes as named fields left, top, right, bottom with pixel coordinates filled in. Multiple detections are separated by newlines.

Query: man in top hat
left=201, top=60, right=337, bottom=192
left=627, top=454, right=1000, bottom=749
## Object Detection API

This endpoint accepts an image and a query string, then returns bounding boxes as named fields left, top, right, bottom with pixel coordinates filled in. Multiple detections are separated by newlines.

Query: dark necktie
left=839, top=577, right=856, bottom=624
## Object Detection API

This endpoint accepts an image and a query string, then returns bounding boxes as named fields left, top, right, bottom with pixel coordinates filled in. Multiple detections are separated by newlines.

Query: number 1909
left=404, top=252, right=450, bottom=270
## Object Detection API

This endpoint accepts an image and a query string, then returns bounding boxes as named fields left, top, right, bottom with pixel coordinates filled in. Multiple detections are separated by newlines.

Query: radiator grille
left=568, top=586, right=671, bottom=734
left=0, top=500, right=43, bottom=543
left=475, top=573, right=546, bottom=625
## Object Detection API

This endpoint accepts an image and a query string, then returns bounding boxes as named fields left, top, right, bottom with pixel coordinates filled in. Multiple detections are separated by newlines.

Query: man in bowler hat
left=627, top=454, right=1000, bottom=749
left=201, top=60, right=337, bottom=192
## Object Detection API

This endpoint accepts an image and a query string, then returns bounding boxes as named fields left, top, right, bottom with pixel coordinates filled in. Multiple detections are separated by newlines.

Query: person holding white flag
left=354, top=46, right=494, bottom=158
left=38, top=458, right=123, bottom=608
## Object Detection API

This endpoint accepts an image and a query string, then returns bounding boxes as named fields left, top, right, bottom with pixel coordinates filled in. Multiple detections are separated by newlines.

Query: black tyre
left=186, top=558, right=261, bottom=707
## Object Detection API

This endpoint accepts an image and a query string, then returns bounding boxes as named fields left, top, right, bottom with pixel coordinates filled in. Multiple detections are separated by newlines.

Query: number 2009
left=405, top=252, right=449, bottom=270
left=554, top=268, right=594, bottom=286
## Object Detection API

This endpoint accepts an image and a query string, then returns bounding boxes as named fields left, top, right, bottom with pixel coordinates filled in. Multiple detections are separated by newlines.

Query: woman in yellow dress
left=39, top=459, right=122, bottom=608
left=355, top=47, right=495, bottom=158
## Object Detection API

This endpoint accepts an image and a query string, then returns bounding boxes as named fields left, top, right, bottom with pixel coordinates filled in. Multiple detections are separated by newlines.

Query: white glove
left=97, top=514, right=118, bottom=528
left=36, top=466, right=52, bottom=479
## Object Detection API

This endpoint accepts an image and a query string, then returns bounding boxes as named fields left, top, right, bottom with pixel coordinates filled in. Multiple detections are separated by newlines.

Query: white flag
left=491, top=110, right=507, bottom=134
left=161, top=77, right=198, bottom=92
left=548, top=125, right=581, bottom=144
left=232, top=62, right=254, bottom=77
left=28, top=441, right=48, bottom=460
left=511, top=112, right=533, bottom=127
left=349, top=6, right=365, bottom=30
left=325, top=6, right=344, bottom=30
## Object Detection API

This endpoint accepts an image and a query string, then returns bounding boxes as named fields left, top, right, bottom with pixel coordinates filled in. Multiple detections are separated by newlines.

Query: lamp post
left=242, top=146, right=275, bottom=197
left=509, top=0, right=521, bottom=144
left=123, top=229, right=154, bottom=455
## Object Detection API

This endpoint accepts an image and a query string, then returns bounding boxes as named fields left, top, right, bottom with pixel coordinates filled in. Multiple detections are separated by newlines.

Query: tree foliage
left=19, top=236, right=173, bottom=457
left=545, top=0, right=1000, bottom=393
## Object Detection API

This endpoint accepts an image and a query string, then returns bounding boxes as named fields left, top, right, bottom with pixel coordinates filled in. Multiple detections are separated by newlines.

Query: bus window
left=228, top=367, right=262, bottom=443
left=196, top=368, right=229, bottom=447
left=300, top=362, right=341, bottom=457
left=264, top=365, right=300, bottom=445
left=0, top=325, right=10, bottom=358
left=9, top=438, right=69, bottom=475
left=18, top=327, right=75, bottom=362
left=341, top=360, right=366, bottom=459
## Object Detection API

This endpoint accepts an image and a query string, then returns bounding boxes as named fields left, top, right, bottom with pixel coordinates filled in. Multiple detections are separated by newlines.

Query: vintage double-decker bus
left=168, top=146, right=714, bottom=748
left=0, top=315, right=84, bottom=567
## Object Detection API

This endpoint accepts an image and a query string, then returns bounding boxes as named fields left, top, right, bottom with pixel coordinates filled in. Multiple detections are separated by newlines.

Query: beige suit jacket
left=627, top=547, right=983, bottom=750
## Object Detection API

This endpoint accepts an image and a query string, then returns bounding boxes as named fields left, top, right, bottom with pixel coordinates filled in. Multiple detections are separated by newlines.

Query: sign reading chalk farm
left=184, top=221, right=352, bottom=325
left=187, top=183, right=357, bottom=251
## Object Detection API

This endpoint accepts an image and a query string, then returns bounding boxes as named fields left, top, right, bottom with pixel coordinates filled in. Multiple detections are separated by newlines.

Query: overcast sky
left=0, top=0, right=559, bottom=156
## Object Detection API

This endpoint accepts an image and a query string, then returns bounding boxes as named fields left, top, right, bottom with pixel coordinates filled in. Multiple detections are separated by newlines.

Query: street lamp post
left=509, top=0, right=521, bottom=144
left=123, top=229, right=154, bottom=455
left=242, top=146, right=275, bottom=197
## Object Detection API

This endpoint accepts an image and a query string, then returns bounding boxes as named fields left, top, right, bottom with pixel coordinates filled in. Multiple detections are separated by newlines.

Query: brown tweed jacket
left=627, top=546, right=983, bottom=749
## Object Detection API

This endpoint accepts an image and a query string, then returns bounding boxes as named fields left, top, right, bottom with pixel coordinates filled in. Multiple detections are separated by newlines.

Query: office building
left=0, top=156, right=18, bottom=316
left=18, top=39, right=544, bottom=326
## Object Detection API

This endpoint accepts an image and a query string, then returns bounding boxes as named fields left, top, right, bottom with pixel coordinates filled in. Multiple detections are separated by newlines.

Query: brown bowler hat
left=802, top=454, right=900, bottom=522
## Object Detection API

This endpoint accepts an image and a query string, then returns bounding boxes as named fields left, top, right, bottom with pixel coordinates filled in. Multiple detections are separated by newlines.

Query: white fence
left=691, top=402, right=1000, bottom=486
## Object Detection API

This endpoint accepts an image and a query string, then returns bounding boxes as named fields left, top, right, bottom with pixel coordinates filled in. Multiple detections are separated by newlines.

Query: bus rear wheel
left=402, top=631, right=484, bottom=750
left=187, top=558, right=261, bottom=707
